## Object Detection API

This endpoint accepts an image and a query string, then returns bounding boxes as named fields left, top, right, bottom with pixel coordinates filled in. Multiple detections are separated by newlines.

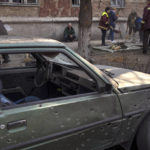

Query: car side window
left=0, top=52, right=97, bottom=107
left=0, top=54, right=36, bottom=69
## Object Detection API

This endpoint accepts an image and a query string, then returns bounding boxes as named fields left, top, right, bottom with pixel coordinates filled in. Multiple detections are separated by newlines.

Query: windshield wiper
left=100, top=69, right=119, bottom=86
left=100, top=69, right=114, bottom=78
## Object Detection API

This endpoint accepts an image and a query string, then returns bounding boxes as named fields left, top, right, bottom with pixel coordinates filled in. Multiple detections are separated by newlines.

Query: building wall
left=0, top=0, right=147, bottom=17
left=39, top=0, right=79, bottom=17
left=92, top=0, right=146, bottom=18
left=38, top=0, right=147, bottom=18
left=0, top=5, right=39, bottom=17
left=0, top=17, right=127, bottom=41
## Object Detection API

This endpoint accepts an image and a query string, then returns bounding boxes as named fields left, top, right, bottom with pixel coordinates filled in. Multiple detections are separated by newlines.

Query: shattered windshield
left=43, top=52, right=78, bottom=67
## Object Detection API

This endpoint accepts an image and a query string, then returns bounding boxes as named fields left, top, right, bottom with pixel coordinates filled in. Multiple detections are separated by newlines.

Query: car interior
left=0, top=52, right=97, bottom=107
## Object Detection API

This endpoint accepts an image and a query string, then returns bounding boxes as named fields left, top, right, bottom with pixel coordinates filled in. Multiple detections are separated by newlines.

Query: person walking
left=142, top=0, right=150, bottom=54
left=98, top=7, right=110, bottom=46
left=108, top=8, right=118, bottom=42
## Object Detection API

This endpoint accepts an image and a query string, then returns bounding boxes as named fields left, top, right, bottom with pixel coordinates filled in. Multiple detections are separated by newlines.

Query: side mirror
left=98, top=83, right=113, bottom=93
left=105, top=83, right=113, bottom=93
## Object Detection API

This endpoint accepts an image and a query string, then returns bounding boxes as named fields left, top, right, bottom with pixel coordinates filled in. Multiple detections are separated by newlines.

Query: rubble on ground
left=93, top=41, right=142, bottom=53
left=110, top=42, right=128, bottom=50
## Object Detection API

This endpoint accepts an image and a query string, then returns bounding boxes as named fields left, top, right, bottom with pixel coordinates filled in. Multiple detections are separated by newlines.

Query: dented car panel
left=113, top=89, right=150, bottom=146
left=0, top=38, right=150, bottom=150
left=0, top=93, right=122, bottom=150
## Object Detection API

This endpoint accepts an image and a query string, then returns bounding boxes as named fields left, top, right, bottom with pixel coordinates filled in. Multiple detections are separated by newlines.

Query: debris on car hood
left=95, top=65, right=150, bottom=92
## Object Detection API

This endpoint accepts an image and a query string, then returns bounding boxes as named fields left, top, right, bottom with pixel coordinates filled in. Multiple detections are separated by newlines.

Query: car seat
left=0, top=80, right=40, bottom=105
left=0, top=80, right=14, bottom=105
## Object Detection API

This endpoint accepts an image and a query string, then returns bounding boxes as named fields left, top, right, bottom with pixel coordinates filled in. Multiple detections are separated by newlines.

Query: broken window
left=0, top=52, right=98, bottom=107
left=111, top=0, right=125, bottom=8
left=72, top=0, right=80, bottom=7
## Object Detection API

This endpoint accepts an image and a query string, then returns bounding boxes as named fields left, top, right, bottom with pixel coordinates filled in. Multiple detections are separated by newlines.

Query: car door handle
left=7, top=120, right=27, bottom=130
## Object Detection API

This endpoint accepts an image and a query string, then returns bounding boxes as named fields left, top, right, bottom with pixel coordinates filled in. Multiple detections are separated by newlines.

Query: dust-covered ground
left=65, top=40, right=150, bottom=74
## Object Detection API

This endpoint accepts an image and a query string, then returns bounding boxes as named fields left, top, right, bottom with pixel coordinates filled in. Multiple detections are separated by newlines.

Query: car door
left=0, top=91, right=122, bottom=150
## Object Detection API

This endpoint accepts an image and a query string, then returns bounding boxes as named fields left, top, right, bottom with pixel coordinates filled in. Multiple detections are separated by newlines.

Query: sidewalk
left=63, top=39, right=150, bottom=74
left=63, top=39, right=142, bottom=52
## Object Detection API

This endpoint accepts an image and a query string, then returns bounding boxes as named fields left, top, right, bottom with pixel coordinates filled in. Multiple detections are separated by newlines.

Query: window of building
left=26, top=0, right=37, bottom=3
left=111, top=0, right=125, bottom=8
left=13, top=0, right=21, bottom=3
left=0, top=0, right=38, bottom=5
left=72, top=0, right=80, bottom=7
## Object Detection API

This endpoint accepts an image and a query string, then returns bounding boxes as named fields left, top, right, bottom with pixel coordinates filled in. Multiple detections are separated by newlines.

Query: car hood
left=95, top=65, right=150, bottom=92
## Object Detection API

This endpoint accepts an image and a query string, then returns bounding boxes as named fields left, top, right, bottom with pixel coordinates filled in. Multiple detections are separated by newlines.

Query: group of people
left=98, top=0, right=150, bottom=54
left=64, top=7, right=118, bottom=46
left=98, top=7, right=118, bottom=46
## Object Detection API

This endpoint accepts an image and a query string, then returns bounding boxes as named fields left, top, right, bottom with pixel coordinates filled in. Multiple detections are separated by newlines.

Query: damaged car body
left=0, top=38, right=150, bottom=150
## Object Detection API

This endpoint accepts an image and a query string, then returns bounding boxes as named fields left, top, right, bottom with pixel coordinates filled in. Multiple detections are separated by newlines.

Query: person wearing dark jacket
left=142, top=0, right=150, bottom=54
left=127, top=10, right=137, bottom=37
left=108, top=8, right=118, bottom=42
left=64, top=23, right=76, bottom=42
left=135, top=16, right=143, bottom=42
left=0, top=20, right=10, bottom=63
left=98, top=7, right=110, bottom=46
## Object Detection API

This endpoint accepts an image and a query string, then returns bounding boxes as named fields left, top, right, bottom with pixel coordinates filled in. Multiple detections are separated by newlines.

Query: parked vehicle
left=0, top=38, right=150, bottom=150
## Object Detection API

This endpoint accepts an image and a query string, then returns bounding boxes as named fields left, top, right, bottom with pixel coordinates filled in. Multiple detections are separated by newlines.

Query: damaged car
left=0, top=38, right=150, bottom=150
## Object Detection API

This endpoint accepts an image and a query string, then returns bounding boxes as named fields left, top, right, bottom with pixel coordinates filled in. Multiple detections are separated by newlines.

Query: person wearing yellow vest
left=98, top=7, right=110, bottom=46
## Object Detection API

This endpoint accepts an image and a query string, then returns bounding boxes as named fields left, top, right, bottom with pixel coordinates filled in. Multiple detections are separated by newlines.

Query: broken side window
left=0, top=52, right=97, bottom=107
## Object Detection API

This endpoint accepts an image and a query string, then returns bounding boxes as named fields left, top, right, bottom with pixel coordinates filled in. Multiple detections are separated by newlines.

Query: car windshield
left=43, top=52, right=78, bottom=67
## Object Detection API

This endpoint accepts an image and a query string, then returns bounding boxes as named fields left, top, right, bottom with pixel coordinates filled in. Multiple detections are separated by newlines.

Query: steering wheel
left=34, top=61, right=51, bottom=87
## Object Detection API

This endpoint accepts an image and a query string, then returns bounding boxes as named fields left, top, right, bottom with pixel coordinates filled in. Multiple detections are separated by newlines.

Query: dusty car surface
left=0, top=38, right=150, bottom=150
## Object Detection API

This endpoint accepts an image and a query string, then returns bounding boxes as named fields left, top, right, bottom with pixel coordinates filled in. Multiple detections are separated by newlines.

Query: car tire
left=136, top=115, right=150, bottom=150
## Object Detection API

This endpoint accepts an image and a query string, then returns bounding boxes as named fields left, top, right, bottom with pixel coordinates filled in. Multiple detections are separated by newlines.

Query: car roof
left=0, top=36, right=66, bottom=53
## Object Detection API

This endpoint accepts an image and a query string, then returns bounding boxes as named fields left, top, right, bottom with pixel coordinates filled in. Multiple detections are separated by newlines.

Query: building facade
left=0, top=0, right=147, bottom=17
left=0, top=0, right=147, bottom=40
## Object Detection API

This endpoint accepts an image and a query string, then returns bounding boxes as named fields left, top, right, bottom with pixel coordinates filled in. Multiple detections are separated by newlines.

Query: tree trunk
left=78, top=0, right=92, bottom=60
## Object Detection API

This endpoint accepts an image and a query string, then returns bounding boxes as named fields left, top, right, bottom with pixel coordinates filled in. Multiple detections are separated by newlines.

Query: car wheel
left=136, top=115, right=150, bottom=150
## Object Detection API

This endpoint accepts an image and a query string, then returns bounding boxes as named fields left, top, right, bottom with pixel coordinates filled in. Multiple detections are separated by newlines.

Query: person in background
left=141, top=0, right=150, bottom=54
left=127, top=10, right=137, bottom=38
left=0, top=20, right=10, bottom=63
left=135, top=16, right=143, bottom=42
left=108, top=8, right=118, bottom=42
left=98, top=7, right=111, bottom=46
left=2, top=54, right=10, bottom=64
left=64, top=23, right=76, bottom=42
